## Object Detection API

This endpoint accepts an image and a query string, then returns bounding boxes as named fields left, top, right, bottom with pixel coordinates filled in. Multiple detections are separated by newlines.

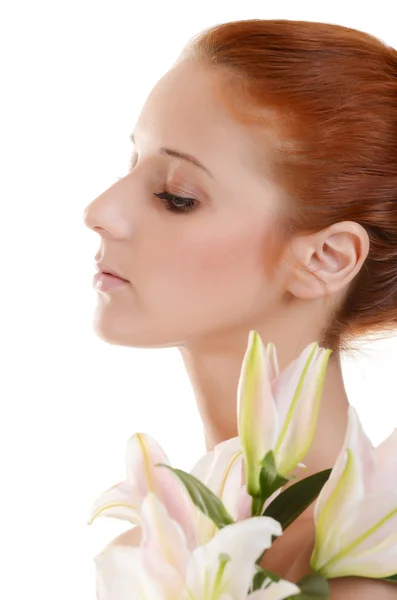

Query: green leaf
left=250, top=565, right=281, bottom=592
left=259, top=451, right=290, bottom=505
left=288, top=573, right=330, bottom=599
left=156, top=464, right=234, bottom=529
left=263, top=469, right=332, bottom=530
left=251, top=570, right=330, bottom=599
left=384, top=573, right=397, bottom=583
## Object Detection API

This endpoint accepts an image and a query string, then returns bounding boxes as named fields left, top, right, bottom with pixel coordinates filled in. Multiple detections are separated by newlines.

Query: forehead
left=132, top=59, right=264, bottom=178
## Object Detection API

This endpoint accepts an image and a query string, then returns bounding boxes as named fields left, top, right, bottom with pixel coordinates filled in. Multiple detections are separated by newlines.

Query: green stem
left=251, top=496, right=265, bottom=516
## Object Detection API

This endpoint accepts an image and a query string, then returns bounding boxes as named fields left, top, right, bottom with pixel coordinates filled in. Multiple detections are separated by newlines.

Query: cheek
left=193, top=231, right=258, bottom=280
left=149, top=220, right=271, bottom=303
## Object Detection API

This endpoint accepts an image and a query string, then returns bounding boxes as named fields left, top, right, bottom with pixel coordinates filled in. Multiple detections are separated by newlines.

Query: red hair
left=181, top=19, right=397, bottom=355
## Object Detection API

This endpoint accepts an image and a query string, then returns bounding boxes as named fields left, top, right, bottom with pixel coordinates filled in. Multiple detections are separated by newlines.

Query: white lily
left=94, top=492, right=299, bottom=600
left=190, top=436, right=282, bottom=545
left=248, top=579, right=301, bottom=600
left=87, top=432, right=198, bottom=550
left=237, top=331, right=332, bottom=496
left=310, top=405, right=397, bottom=578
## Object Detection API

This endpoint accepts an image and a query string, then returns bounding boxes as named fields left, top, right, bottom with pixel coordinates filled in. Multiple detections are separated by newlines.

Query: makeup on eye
left=117, top=150, right=202, bottom=214
left=154, top=189, right=198, bottom=213
left=114, top=175, right=199, bottom=213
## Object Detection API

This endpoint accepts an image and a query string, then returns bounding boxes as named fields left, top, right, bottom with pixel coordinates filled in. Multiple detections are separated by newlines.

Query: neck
left=179, top=330, right=349, bottom=478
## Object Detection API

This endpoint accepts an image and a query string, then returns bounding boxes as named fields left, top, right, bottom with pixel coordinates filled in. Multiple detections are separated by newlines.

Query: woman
left=83, top=19, right=397, bottom=598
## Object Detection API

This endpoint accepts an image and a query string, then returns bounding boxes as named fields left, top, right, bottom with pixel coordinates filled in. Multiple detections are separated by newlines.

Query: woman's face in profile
left=83, top=58, right=288, bottom=351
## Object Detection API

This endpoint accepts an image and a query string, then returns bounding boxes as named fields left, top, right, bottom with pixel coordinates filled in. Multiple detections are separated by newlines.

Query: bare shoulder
left=329, top=576, right=396, bottom=599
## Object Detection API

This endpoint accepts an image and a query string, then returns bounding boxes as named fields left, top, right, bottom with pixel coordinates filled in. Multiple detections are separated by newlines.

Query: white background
left=1, top=1, right=397, bottom=598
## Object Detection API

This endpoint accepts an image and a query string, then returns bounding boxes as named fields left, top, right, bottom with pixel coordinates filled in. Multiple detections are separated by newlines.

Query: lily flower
left=310, top=405, right=397, bottom=579
left=190, top=436, right=282, bottom=544
left=94, top=492, right=299, bottom=600
left=87, top=432, right=198, bottom=550
left=237, top=331, right=332, bottom=496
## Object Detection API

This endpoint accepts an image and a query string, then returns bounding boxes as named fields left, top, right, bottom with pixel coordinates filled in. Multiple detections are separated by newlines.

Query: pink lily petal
left=335, top=490, right=397, bottom=557
left=275, top=345, right=332, bottom=476
left=312, top=451, right=363, bottom=569
left=347, top=407, right=377, bottom=496
left=271, top=342, right=319, bottom=436
left=322, top=528, right=397, bottom=579
left=235, top=484, right=253, bottom=521
left=87, top=479, right=140, bottom=525
left=189, top=448, right=218, bottom=542
left=193, top=437, right=243, bottom=544
left=94, top=544, right=162, bottom=600
left=208, top=437, right=243, bottom=515
left=126, top=433, right=198, bottom=550
left=126, top=432, right=172, bottom=495
left=190, top=448, right=215, bottom=482
left=140, top=493, right=189, bottom=597
left=265, top=341, right=280, bottom=382
left=311, top=407, right=389, bottom=575
left=372, top=427, right=397, bottom=490
left=314, top=406, right=367, bottom=528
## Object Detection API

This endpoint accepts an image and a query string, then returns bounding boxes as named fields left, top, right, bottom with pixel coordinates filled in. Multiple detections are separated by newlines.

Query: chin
left=91, top=316, right=182, bottom=350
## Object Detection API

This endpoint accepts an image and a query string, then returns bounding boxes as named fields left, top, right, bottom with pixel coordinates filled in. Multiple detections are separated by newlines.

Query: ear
left=285, top=221, right=370, bottom=300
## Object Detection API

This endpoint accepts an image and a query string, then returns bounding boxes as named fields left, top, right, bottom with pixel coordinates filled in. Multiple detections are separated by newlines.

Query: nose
left=82, top=179, right=122, bottom=231
left=82, top=204, right=92, bottom=229
left=82, top=195, right=128, bottom=241
left=82, top=177, right=134, bottom=238
left=83, top=202, right=101, bottom=232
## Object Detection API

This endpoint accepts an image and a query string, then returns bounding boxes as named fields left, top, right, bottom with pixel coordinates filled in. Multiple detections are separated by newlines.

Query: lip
left=95, top=262, right=129, bottom=282
left=93, top=271, right=129, bottom=292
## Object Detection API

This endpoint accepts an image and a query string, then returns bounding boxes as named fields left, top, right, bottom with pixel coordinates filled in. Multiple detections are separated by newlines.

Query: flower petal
left=94, top=545, right=162, bottom=600
left=372, top=427, right=397, bottom=490
left=87, top=480, right=140, bottom=525
left=265, top=341, right=280, bottom=382
left=235, top=484, right=253, bottom=521
left=312, top=406, right=376, bottom=571
left=140, top=492, right=190, bottom=579
left=237, top=331, right=278, bottom=496
left=311, top=448, right=364, bottom=571
left=311, top=406, right=382, bottom=575
left=125, top=433, right=171, bottom=495
left=271, top=342, right=319, bottom=432
left=190, top=448, right=215, bottom=483
left=275, top=345, right=332, bottom=476
left=313, top=406, right=367, bottom=532
left=209, top=437, right=243, bottom=515
left=185, top=516, right=282, bottom=599
left=248, top=579, right=301, bottom=600
left=127, top=433, right=198, bottom=550
left=139, top=493, right=188, bottom=597
left=194, top=437, right=244, bottom=544
left=322, top=528, right=397, bottom=578
left=318, top=490, right=397, bottom=578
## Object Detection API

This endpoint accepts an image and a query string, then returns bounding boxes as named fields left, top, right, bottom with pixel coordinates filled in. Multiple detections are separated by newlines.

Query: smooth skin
left=83, top=58, right=395, bottom=598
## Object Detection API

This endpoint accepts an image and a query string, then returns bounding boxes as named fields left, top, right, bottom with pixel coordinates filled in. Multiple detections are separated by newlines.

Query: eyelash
left=116, top=177, right=198, bottom=214
left=153, top=190, right=198, bottom=213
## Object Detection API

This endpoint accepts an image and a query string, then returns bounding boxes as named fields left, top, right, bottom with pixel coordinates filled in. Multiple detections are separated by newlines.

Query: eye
left=154, top=190, right=198, bottom=214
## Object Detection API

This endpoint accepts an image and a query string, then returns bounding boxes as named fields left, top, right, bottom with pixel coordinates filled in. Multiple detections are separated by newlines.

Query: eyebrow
left=129, top=133, right=216, bottom=180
